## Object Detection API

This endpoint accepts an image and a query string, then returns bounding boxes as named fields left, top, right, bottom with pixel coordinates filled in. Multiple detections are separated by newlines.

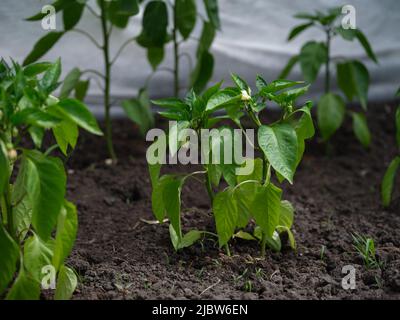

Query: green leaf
left=276, top=225, right=296, bottom=249
left=0, top=140, right=10, bottom=196
left=40, top=58, right=62, bottom=93
left=53, top=200, right=78, bottom=271
left=191, top=51, right=214, bottom=93
left=381, top=156, right=400, bottom=207
left=213, top=189, right=238, bottom=247
left=6, top=268, right=40, bottom=300
left=317, top=93, right=345, bottom=141
left=23, top=62, right=53, bottom=77
left=176, top=0, right=197, bottom=39
left=259, top=79, right=304, bottom=96
left=278, top=55, right=299, bottom=79
left=151, top=175, right=173, bottom=222
left=74, top=79, right=90, bottom=101
left=197, top=22, right=215, bottom=57
left=63, top=1, right=85, bottom=30
left=22, top=150, right=66, bottom=240
left=122, top=89, right=154, bottom=136
left=0, top=225, right=19, bottom=294
left=178, top=230, right=203, bottom=249
left=23, top=32, right=64, bottom=66
left=355, top=30, right=378, bottom=63
left=351, top=112, right=371, bottom=148
left=258, top=123, right=298, bottom=183
left=231, top=73, right=250, bottom=92
left=55, top=265, right=77, bottom=300
left=147, top=46, right=164, bottom=70
left=11, top=108, right=61, bottom=129
left=337, top=60, right=369, bottom=110
left=206, top=88, right=241, bottom=112
left=26, top=0, right=66, bottom=21
left=251, top=183, right=282, bottom=237
left=163, top=177, right=184, bottom=240
left=169, top=224, right=180, bottom=251
left=29, top=126, right=45, bottom=148
left=203, top=0, right=220, bottom=29
left=279, top=200, right=294, bottom=229
left=56, top=98, right=103, bottom=135
left=60, top=68, right=81, bottom=99
left=23, top=234, right=53, bottom=282
left=288, top=22, right=313, bottom=41
left=53, top=119, right=79, bottom=155
left=233, top=231, right=256, bottom=241
left=299, top=41, right=327, bottom=83
left=263, top=231, right=282, bottom=252
left=137, top=1, right=168, bottom=48
left=293, top=102, right=315, bottom=140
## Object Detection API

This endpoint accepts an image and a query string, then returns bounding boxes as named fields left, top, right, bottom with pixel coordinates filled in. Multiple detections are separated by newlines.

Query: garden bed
left=65, top=102, right=400, bottom=300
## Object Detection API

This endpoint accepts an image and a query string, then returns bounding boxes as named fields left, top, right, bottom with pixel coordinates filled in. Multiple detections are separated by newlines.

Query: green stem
left=325, top=28, right=331, bottom=94
left=172, top=3, right=179, bottom=97
left=205, top=171, right=214, bottom=203
left=225, top=243, right=231, bottom=256
left=100, top=0, right=116, bottom=161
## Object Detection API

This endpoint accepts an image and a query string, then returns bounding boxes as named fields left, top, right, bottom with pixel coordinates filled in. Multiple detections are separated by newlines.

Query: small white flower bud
left=8, top=149, right=17, bottom=161
left=105, top=158, right=113, bottom=166
left=241, top=90, right=251, bottom=101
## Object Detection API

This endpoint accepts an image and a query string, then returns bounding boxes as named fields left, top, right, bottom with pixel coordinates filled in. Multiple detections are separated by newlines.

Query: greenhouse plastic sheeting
left=1, top=0, right=399, bottom=116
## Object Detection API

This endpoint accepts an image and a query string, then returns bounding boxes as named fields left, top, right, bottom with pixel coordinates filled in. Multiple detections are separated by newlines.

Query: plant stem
left=225, top=243, right=231, bottom=256
left=205, top=171, right=214, bottom=203
left=100, top=0, right=116, bottom=161
left=325, top=28, right=331, bottom=94
left=172, top=2, right=179, bottom=97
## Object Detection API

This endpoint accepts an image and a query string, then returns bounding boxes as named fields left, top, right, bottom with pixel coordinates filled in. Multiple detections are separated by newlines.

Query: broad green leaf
left=11, top=108, right=61, bottom=129
left=288, top=22, right=313, bottom=41
left=52, top=200, right=78, bottom=271
left=258, top=123, right=298, bottom=183
left=276, top=225, right=296, bottom=249
left=40, top=58, right=62, bottom=93
left=28, top=126, right=45, bottom=148
left=381, top=156, right=400, bottom=207
left=60, top=68, right=81, bottom=99
left=264, top=231, right=282, bottom=252
left=203, top=0, right=220, bottom=29
left=256, top=75, right=268, bottom=91
left=23, top=32, right=64, bottom=66
left=337, top=60, right=369, bottom=110
left=176, top=0, right=197, bottom=39
left=12, top=191, right=33, bottom=242
left=279, top=200, right=294, bottom=229
left=137, top=1, right=168, bottom=48
left=191, top=51, right=214, bottom=93
left=23, top=234, right=53, bottom=282
left=169, top=224, right=180, bottom=251
left=213, top=189, right=238, bottom=247
left=299, top=41, right=327, bottom=83
left=63, top=1, right=85, bottom=30
left=236, top=158, right=263, bottom=184
left=317, top=93, right=345, bottom=141
left=0, top=225, right=19, bottom=294
left=292, top=102, right=315, bottom=140
left=178, top=230, right=203, bottom=249
left=74, top=79, right=90, bottom=101
left=233, top=231, right=256, bottom=241
left=351, top=112, right=371, bottom=148
left=259, top=79, right=304, bottom=96
left=251, top=183, right=282, bottom=237
left=272, top=85, right=310, bottom=105
left=122, top=89, right=154, bottom=135
left=234, top=180, right=259, bottom=228
left=151, top=175, right=174, bottom=222
left=197, top=22, right=215, bottom=57
left=206, top=88, right=241, bottom=112
left=23, top=150, right=66, bottom=240
left=55, top=265, right=77, bottom=300
left=53, top=119, right=79, bottom=155
left=23, top=62, right=52, bottom=77
left=6, top=268, right=40, bottom=300
left=231, top=73, right=250, bottom=92
left=0, top=140, right=10, bottom=195
left=56, top=98, right=103, bottom=135
left=147, top=46, right=164, bottom=70
left=278, top=55, right=299, bottom=79
left=163, top=176, right=184, bottom=239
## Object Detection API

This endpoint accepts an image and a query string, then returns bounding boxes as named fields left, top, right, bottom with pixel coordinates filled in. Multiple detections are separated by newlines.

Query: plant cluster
left=381, top=88, right=400, bottom=207
left=149, top=74, right=315, bottom=256
left=352, top=233, right=382, bottom=270
left=281, top=7, right=378, bottom=147
left=0, top=58, right=101, bottom=299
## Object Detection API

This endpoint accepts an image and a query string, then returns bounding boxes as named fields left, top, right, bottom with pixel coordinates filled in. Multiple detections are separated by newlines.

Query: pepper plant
left=136, top=0, right=220, bottom=96
left=0, top=58, right=102, bottom=299
left=381, top=88, right=400, bottom=207
left=280, top=7, right=378, bottom=147
left=25, top=0, right=152, bottom=161
left=148, top=74, right=314, bottom=256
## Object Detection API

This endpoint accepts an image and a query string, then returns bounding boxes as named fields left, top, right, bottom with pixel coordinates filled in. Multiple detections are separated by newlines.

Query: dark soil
left=65, top=102, right=400, bottom=300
